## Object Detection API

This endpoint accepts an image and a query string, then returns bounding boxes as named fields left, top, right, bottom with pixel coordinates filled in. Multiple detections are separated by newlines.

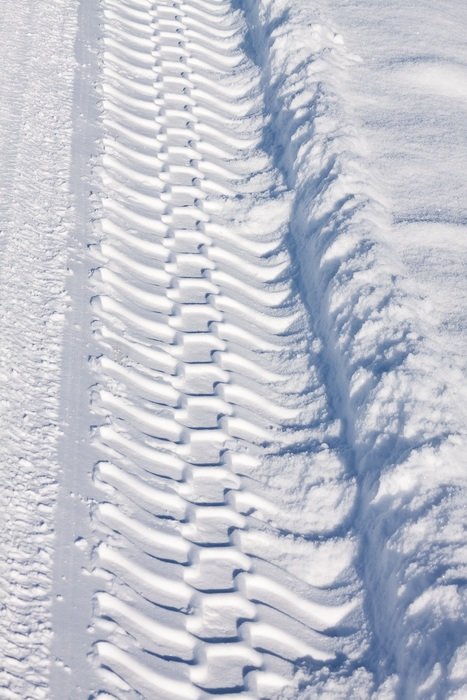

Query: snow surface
left=0, top=0, right=466, bottom=698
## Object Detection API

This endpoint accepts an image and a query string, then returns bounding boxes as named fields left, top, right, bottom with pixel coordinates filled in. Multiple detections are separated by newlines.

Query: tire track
left=90, top=0, right=364, bottom=696
left=0, top=2, right=77, bottom=697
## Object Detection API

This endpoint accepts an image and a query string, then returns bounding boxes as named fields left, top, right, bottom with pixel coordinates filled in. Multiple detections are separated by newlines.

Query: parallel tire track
left=0, top=2, right=77, bottom=697
left=90, top=0, right=363, bottom=696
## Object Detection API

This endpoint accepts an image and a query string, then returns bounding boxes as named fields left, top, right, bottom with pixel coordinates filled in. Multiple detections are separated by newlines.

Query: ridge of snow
left=240, top=1, right=467, bottom=696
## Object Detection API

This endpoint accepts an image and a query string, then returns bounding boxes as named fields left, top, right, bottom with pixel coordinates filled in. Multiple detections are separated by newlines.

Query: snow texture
left=0, top=0, right=466, bottom=698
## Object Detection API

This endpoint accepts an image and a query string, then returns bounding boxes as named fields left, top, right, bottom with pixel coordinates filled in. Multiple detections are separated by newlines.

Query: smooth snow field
left=0, top=0, right=466, bottom=698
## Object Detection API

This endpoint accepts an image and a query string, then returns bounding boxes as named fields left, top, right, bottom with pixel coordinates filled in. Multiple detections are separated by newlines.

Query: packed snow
left=0, top=0, right=466, bottom=698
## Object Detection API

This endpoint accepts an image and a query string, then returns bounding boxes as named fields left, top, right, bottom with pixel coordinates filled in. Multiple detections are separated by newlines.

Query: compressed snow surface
left=0, top=0, right=465, bottom=698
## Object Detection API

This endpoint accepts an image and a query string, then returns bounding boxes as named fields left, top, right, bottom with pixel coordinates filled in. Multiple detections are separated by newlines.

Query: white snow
left=0, top=0, right=465, bottom=698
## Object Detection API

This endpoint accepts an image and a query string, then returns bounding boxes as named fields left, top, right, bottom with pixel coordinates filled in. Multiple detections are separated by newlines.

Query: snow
left=0, top=1, right=78, bottom=696
left=0, top=0, right=466, bottom=698
left=326, top=0, right=467, bottom=374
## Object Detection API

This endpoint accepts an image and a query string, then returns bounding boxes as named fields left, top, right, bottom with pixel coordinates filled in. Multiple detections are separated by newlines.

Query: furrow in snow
left=89, top=0, right=365, bottom=697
